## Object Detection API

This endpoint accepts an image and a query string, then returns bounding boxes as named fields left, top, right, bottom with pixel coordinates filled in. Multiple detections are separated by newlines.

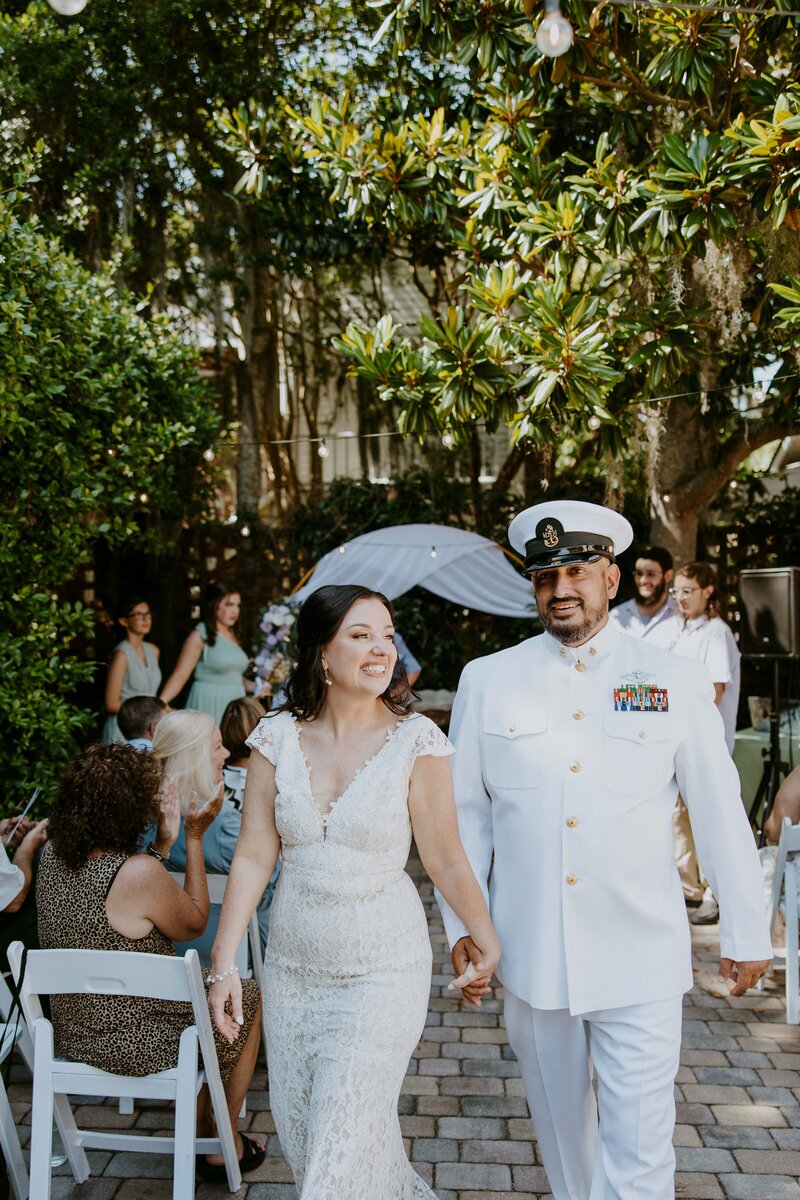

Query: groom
left=437, top=499, right=771, bottom=1200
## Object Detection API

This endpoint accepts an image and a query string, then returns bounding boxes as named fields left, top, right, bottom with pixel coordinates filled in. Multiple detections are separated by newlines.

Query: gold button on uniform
left=566, top=874, right=579, bottom=886
left=572, top=710, right=585, bottom=721
left=566, top=816, right=579, bottom=828
left=569, top=762, right=582, bottom=773
left=575, top=662, right=586, bottom=673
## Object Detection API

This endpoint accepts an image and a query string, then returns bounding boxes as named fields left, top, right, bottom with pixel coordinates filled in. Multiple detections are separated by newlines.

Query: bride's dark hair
left=274, top=584, right=414, bottom=722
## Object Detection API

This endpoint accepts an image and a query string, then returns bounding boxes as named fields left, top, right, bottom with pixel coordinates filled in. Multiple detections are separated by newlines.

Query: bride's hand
left=448, top=935, right=500, bottom=1008
left=208, top=971, right=244, bottom=1043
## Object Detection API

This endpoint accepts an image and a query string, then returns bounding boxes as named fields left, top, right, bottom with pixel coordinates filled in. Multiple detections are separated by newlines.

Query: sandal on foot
left=196, top=1133, right=266, bottom=1182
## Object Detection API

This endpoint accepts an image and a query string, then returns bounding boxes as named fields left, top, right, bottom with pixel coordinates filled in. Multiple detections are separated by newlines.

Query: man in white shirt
left=438, top=500, right=771, bottom=1200
left=610, top=545, right=682, bottom=647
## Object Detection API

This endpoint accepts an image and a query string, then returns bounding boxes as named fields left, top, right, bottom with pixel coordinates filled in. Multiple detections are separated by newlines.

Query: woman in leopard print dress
left=37, top=742, right=266, bottom=1181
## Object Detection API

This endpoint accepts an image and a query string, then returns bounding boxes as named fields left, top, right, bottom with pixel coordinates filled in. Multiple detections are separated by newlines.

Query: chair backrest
left=7, top=945, right=212, bottom=1042
left=770, top=817, right=800, bottom=933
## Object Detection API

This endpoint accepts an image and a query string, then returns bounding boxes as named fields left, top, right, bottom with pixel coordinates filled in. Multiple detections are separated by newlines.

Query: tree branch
left=676, top=414, right=800, bottom=516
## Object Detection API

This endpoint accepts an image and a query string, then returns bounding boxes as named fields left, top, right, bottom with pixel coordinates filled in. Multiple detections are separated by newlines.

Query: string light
left=240, top=523, right=251, bottom=537
left=338, top=544, right=346, bottom=554
left=138, top=492, right=149, bottom=503
left=536, top=0, right=574, bottom=57
left=606, top=0, right=800, bottom=15
left=753, top=383, right=766, bottom=404
left=441, top=432, right=455, bottom=448
left=430, top=547, right=438, bottom=558
left=588, top=415, right=602, bottom=431
left=203, top=448, right=216, bottom=463
left=317, top=439, right=330, bottom=458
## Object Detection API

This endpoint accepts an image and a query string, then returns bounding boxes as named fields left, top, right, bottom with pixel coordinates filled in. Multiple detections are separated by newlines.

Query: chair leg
left=0, top=1078, right=29, bottom=1200
left=172, top=1028, right=198, bottom=1200
left=786, top=861, right=799, bottom=1024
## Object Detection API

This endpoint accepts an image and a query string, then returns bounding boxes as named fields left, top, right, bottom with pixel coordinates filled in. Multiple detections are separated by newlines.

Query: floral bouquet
left=254, top=600, right=299, bottom=697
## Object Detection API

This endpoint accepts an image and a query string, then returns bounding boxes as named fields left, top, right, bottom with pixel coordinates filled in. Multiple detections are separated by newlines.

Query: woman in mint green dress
left=160, top=582, right=257, bottom=724
left=102, top=596, right=162, bottom=741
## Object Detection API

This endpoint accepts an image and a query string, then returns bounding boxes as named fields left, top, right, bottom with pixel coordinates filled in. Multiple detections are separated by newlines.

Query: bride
left=209, top=583, right=500, bottom=1198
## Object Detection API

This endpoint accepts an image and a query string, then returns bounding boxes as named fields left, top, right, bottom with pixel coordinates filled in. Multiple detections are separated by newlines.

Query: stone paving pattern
left=10, top=856, right=800, bottom=1199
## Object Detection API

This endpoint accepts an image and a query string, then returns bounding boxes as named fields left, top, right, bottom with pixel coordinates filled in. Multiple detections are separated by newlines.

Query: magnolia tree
left=228, top=0, right=800, bottom=558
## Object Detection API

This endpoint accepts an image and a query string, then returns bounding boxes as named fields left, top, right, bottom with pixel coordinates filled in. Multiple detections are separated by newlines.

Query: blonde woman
left=153, top=710, right=275, bottom=961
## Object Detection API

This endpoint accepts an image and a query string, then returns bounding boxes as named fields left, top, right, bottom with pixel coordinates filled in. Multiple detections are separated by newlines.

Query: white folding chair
left=7, top=943, right=241, bottom=1200
left=0, top=973, right=33, bottom=1073
left=0, top=1021, right=28, bottom=1200
left=769, top=817, right=800, bottom=1023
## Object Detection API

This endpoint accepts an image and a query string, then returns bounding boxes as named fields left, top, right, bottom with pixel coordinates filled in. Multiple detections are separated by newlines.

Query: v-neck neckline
left=290, top=714, right=412, bottom=825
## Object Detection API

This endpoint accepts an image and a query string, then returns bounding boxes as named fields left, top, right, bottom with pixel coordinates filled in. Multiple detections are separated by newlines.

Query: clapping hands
left=184, top=783, right=224, bottom=842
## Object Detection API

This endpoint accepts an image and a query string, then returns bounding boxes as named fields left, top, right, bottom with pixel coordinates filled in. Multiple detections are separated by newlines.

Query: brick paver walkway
left=10, top=856, right=800, bottom=1199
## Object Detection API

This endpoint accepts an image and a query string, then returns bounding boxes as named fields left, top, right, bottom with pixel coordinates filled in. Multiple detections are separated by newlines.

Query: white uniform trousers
left=504, top=991, right=683, bottom=1200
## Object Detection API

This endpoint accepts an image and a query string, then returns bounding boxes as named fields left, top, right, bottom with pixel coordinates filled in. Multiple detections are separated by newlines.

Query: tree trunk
left=239, top=257, right=282, bottom=515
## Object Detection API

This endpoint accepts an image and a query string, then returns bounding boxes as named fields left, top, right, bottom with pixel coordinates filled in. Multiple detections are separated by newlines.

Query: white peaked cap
left=508, top=500, right=634, bottom=576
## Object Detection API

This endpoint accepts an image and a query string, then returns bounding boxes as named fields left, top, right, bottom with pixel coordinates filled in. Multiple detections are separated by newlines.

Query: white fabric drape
left=292, top=524, right=536, bottom=619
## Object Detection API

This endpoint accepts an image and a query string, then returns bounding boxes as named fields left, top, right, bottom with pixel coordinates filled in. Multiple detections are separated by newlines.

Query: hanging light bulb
left=536, top=0, right=573, bottom=57
left=588, top=415, right=601, bottom=431
left=138, top=492, right=149, bottom=504
left=441, top=432, right=455, bottom=448
left=47, top=0, right=90, bottom=14
left=317, top=439, right=330, bottom=458
left=430, top=547, right=438, bottom=559
left=338, top=544, right=346, bottom=554
left=240, top=523, right=251, bottom=537
left=753, top=383, right=766, bottom=404
left=203, top=447, right=216, bottom=463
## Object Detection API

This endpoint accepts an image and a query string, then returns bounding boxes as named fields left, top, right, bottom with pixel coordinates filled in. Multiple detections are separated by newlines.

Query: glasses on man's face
left=128, top=610, right=152, bottom=620
left=669, top=587, right=700, bottom=599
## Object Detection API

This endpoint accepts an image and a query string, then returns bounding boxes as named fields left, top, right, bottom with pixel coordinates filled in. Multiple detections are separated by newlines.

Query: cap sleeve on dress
left=411, top=715, right=454, bottom=760
left=246, top=715, right=277, bottom=766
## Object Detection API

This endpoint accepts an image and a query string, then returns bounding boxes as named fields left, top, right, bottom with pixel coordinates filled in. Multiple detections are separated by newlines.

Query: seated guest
left=118, top=695, right=168, bottom=750
left=0, top=819, right=48, bottom=973
left=37, top=743, right=265, bottom=1179
left=220, top=697, right=266, bottom=809
left=153, top=710, right=276, bottom=963
left=764, top=766, right=800, bottom=846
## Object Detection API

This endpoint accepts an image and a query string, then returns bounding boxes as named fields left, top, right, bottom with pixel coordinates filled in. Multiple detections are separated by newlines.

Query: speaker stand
left=749, top=659, right=789, bottom=844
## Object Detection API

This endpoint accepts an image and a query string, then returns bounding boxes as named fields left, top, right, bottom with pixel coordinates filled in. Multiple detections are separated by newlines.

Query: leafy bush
left=0, top=200, right=221, bottom=809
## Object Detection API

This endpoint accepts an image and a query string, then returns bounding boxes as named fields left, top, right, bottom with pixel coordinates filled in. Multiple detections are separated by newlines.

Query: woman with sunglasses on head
left=103, top=595, right=162, bottom=743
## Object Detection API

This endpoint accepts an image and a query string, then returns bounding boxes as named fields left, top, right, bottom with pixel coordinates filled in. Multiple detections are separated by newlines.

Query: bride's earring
left=322, top=660, right=333, bottom=686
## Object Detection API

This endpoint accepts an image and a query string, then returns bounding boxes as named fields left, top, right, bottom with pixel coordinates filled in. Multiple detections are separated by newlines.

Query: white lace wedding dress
left=247, top=709, right=453, bottom=1200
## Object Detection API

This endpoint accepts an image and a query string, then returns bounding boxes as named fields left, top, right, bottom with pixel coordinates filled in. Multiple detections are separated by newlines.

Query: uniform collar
left=543, top=617, right=620, bottom=667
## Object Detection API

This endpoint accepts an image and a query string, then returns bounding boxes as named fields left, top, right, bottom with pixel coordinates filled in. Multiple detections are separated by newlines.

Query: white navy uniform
left=437, top=502, right=771, bottom=1200
left=610, top=594, right=681, bottom=648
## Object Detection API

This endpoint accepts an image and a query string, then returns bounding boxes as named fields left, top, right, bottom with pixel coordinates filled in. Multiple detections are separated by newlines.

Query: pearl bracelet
left=207, top=964, right=239, bottom=986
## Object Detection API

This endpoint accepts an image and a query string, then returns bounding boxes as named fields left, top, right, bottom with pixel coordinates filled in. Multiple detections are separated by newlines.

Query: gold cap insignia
left=542, top=523, right=559, bottom=549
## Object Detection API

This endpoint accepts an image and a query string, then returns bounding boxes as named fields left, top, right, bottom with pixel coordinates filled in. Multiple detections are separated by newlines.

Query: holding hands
left=449, top=934, right=501, bottom=1008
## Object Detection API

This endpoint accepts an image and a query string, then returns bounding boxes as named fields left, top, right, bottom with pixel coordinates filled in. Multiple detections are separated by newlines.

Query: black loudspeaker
left=739, top=567, right=800, bottom=658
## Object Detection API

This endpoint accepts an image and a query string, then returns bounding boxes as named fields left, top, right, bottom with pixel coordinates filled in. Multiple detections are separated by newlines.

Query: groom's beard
left=539, top=595, right=607, bottom=646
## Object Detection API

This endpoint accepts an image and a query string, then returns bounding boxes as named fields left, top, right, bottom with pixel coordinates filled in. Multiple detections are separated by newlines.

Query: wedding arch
left=291, top=523, right=537, bottom=619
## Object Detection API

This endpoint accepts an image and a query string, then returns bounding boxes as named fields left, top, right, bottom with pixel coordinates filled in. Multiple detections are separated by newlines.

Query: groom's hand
left=718, top=957, right=771, bottom=996
left=450, top=936, right=493, bottom=1007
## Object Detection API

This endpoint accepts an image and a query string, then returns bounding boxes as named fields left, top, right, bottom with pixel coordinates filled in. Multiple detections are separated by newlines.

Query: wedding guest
left=220, top=697, right=267, bottom=809
left=208, top=584, right=499, bottom=1198
left=102, top=596, right=162, bottom=742
left=671, top=561, right=742, bottom=925
left=154, top=710, right=275, bottom=962
left=0, top=820, right=48, bottom=973
left=160, top=582, right=255, bottom=724
left=118, top=695, right=168, bottom=750
left=36, top=742, right=266, bottom=1180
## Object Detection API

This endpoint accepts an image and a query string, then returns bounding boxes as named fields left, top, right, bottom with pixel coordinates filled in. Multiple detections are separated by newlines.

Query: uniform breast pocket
left=602, top=712, right=677, bottom=795
left=482, top=708, right=548, bottom=790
